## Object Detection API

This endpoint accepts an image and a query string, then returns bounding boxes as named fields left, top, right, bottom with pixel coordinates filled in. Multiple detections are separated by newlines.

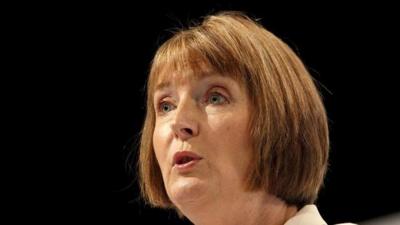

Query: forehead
left=151, top=61, right=246, bottom=94
left=154, top=68, right=220, bottom=92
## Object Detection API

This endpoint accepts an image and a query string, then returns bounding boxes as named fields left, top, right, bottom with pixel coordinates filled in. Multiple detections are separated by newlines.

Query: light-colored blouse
left=284, top=204, right=357, bottom=225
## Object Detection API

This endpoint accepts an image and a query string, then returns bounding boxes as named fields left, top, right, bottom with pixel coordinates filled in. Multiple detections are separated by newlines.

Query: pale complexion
left=152, top=69, right=297, bottom=225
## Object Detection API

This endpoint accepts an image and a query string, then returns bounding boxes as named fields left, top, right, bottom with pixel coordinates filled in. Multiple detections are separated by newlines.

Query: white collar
left=284, top=204, right=327, bottom=225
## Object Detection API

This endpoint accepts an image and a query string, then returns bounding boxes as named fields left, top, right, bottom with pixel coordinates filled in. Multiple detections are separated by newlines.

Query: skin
left=152, top=69, right=297, bottom=225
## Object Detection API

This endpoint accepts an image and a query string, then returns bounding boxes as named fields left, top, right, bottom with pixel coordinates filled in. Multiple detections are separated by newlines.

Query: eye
left=158, top=101, right=176, bottom=114
left=207, top=92, right=228, bottom=105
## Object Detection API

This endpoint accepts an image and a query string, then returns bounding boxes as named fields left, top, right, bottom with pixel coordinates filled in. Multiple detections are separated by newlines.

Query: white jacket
left=284, top=204, right=356, bottom=225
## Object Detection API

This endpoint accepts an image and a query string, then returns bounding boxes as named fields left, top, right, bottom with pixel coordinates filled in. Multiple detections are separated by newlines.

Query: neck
left=185, top=190, right=298, bottom=225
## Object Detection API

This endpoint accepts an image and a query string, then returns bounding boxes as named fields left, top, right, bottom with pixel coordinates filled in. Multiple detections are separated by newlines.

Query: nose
left=171, top=98, right=199, bottom=141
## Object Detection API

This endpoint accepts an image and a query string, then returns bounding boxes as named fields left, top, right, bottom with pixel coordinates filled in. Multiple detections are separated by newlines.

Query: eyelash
left=157, top=91, right=229, bottom=114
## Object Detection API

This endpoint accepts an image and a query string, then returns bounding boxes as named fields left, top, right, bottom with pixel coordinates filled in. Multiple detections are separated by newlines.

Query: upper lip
left=173, top=151, right=203, bottom=165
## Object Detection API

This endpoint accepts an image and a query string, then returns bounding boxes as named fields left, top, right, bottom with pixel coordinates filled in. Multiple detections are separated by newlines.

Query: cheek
left=224, top=124, right=250, bottom=153
left=152, top=125, right=169, bottom=170
left=213, top=112, right=252, bottom=172
left=214, top=112, right=250, bottom=145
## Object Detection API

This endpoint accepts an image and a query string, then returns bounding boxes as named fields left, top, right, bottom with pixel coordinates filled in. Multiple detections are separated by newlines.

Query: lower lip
left=174, top=159, right=202, bottom=173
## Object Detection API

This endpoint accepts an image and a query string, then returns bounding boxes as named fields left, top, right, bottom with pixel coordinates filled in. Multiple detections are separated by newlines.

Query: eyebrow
left=154, top=71, right=218, bottom=92
left=154, top=81, right=172, bottom=92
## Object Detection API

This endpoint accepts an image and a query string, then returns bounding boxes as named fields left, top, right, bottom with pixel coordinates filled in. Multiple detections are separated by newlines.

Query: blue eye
left=159, top=102, right=175, bottom=113
left=208, top=93, right=227, bottom=105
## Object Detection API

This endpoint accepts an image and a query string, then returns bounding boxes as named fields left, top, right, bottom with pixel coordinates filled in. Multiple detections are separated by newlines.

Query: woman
left=138, top=11, right=355, bottom=225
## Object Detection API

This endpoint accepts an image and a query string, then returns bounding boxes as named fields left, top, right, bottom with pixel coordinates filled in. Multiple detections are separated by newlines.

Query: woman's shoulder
left=284, top=205, right=357, bottom=225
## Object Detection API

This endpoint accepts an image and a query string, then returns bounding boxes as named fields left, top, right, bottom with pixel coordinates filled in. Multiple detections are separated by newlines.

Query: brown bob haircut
left=138, top=11, right=329, bottom=210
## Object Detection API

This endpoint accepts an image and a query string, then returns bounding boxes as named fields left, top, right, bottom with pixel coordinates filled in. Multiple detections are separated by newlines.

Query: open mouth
left=176, top=156, right=196, bottom=165
left=173, top=151, right=203, bottom=169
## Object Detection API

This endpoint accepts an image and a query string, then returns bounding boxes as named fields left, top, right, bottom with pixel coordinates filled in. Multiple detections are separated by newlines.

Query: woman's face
left=152, top=69, right=253, bottom=212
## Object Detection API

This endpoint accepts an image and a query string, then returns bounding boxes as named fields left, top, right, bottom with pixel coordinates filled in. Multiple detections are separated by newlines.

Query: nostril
left=182, top=128, right=193, bottom=135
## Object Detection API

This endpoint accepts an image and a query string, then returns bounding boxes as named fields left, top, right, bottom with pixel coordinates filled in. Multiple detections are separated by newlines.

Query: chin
left=168, top=176, right=210, bottom=208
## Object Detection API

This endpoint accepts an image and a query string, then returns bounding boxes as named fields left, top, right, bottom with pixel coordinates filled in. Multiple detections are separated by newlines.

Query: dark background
left=11, top=1, right=399, bottom=224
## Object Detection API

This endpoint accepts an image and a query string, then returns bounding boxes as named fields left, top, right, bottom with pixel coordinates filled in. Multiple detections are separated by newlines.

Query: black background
left=10, top=1, right=399, bottom=224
